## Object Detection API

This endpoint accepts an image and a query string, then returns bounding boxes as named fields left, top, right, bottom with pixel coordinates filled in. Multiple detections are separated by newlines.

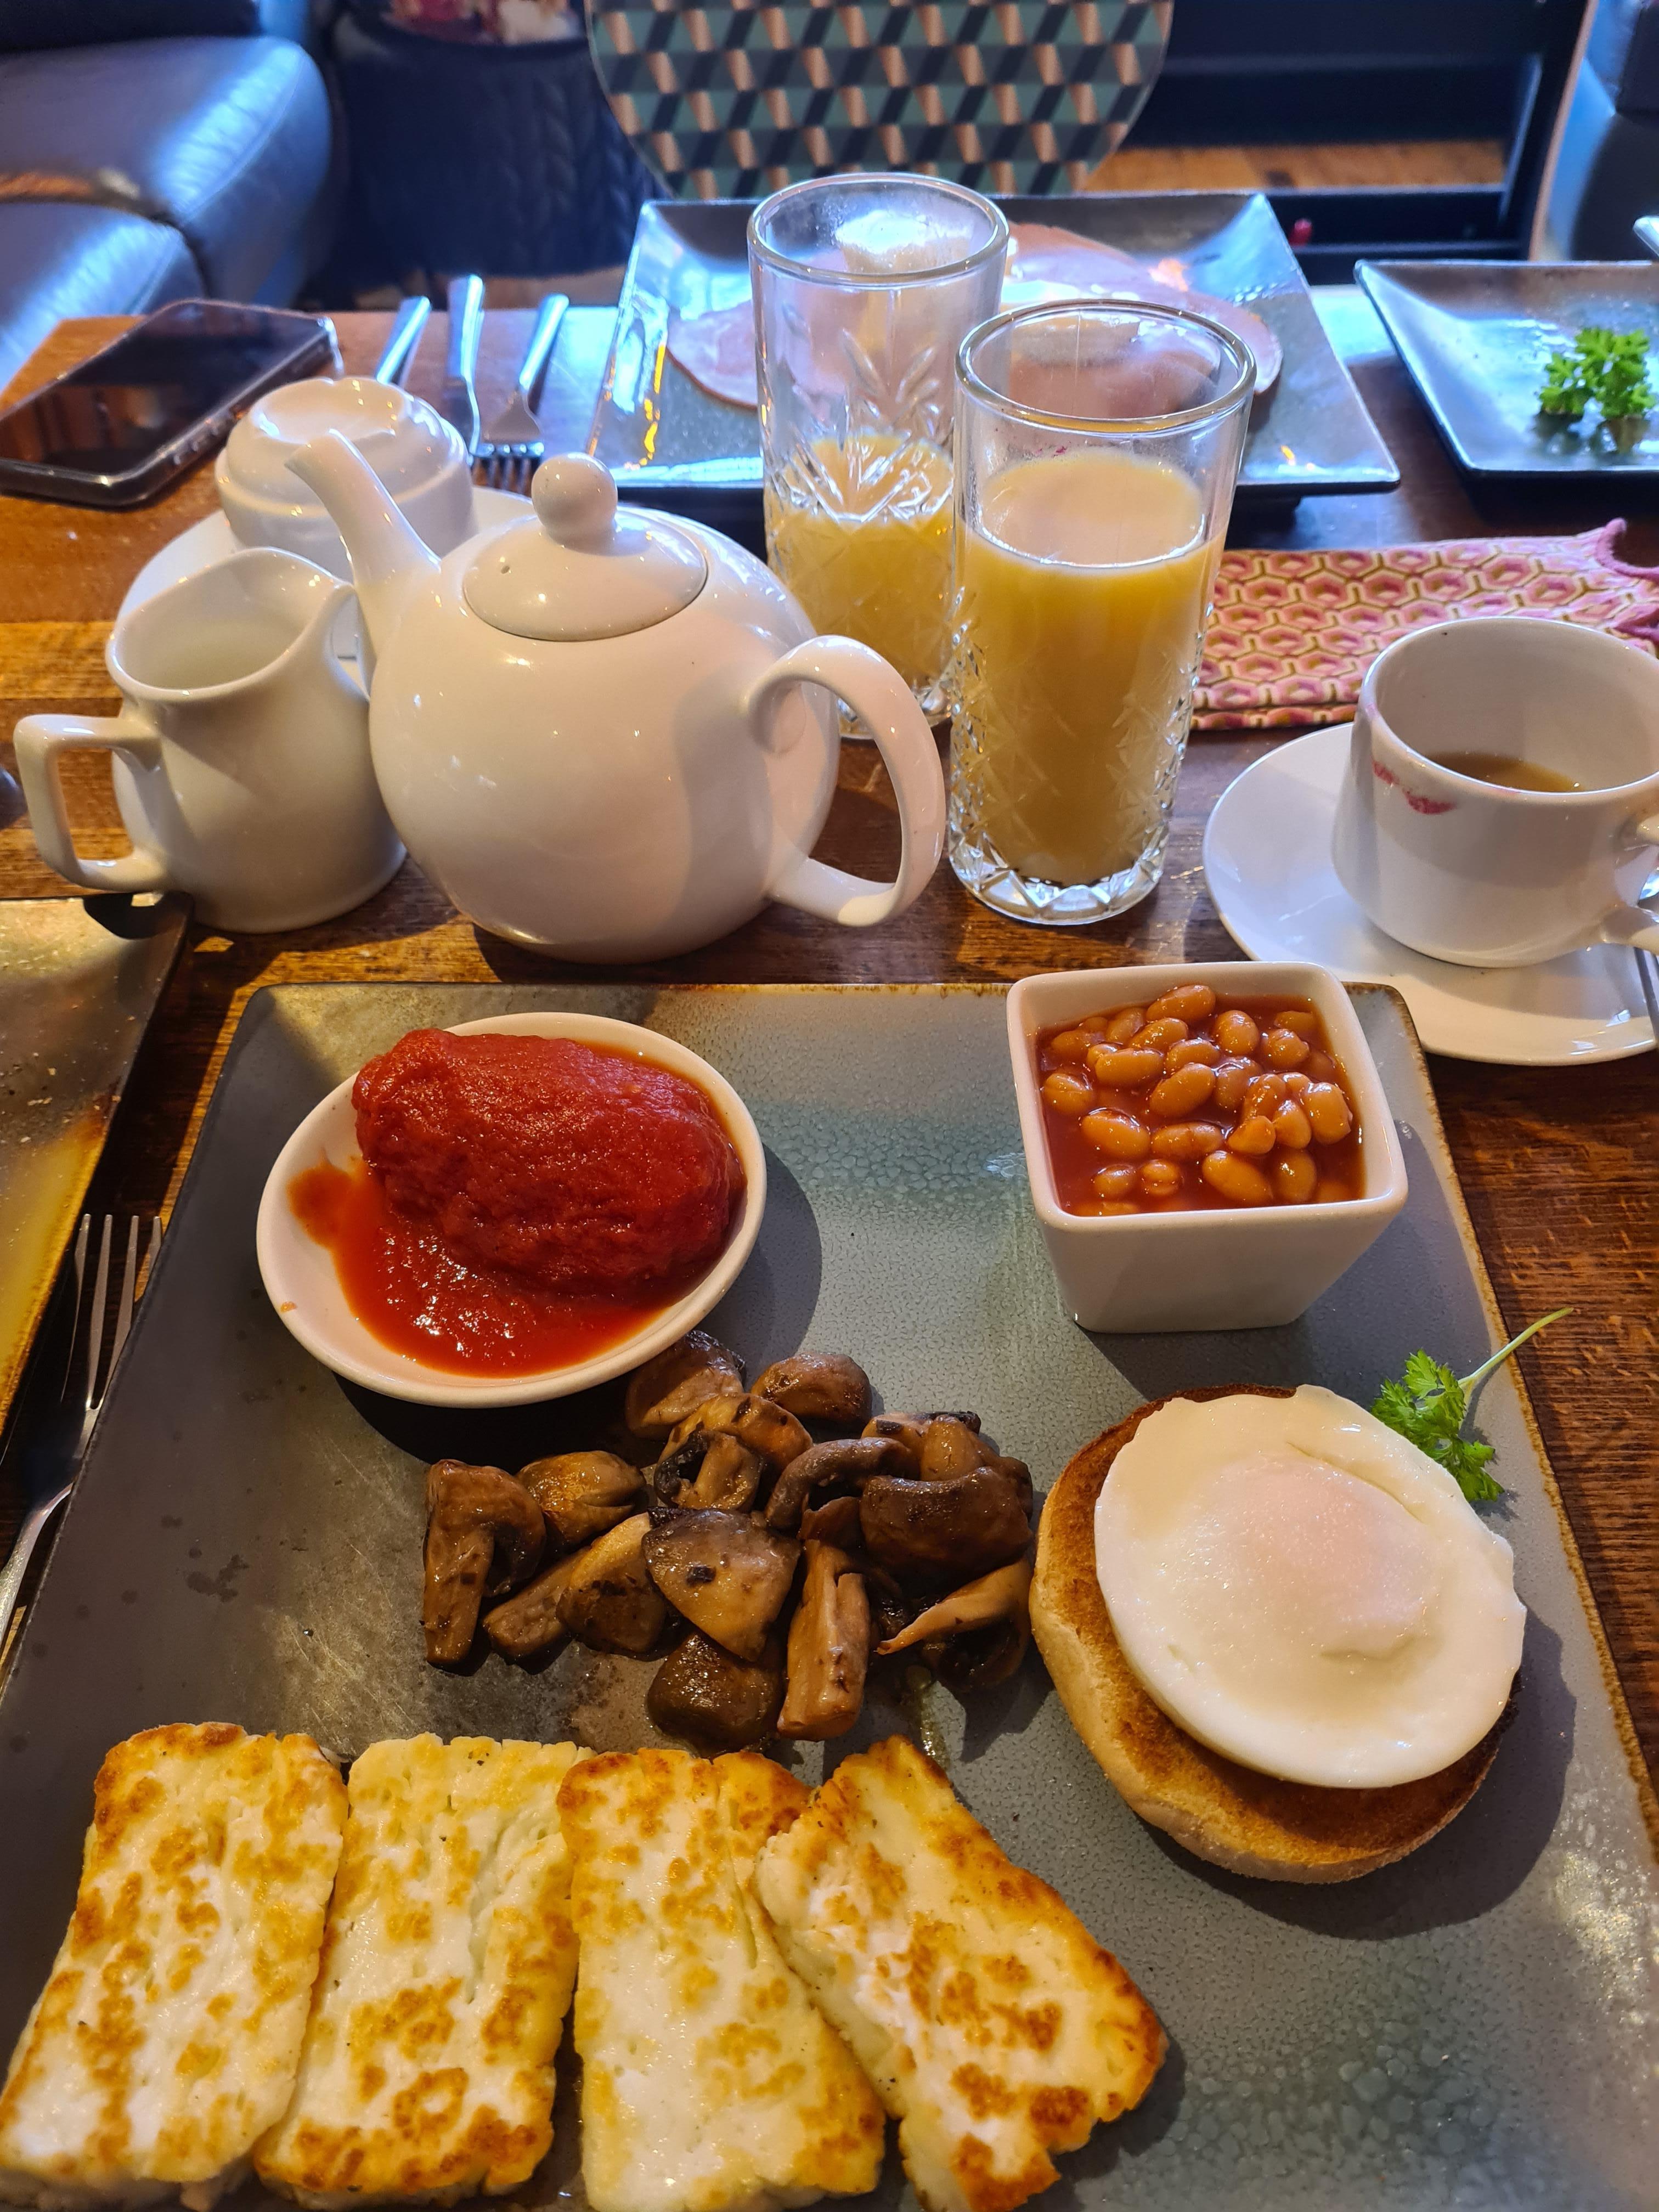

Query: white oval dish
left=255, top=1012, right=766, bottom=1407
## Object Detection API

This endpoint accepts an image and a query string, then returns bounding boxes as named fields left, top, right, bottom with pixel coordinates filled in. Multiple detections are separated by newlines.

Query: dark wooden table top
left=1, top=301, right=1654, bottom=1785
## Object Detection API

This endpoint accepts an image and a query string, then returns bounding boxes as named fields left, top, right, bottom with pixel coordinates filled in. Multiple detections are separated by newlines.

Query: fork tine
left=140, top=1217, right=161, bottom=1299
left=109, top=1217, right=141, bottom=1370
left=81, top=1216, right=114, bottom=1431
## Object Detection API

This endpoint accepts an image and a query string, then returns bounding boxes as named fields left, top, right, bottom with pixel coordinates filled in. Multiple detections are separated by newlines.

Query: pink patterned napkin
left=1194, top=522, right=1659, bottom=732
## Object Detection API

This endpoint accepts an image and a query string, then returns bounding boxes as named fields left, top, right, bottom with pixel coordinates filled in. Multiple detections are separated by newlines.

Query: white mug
left=1331, top=617, right=1659, bottom=968
left=216, top=375, right=475, bottom=578
left=15, top=549, right=404, bottom=933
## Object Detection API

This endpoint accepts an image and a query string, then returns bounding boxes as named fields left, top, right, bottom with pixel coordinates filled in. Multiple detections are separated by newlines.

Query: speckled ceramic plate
left=0, top=983, right=1652, bottom=2209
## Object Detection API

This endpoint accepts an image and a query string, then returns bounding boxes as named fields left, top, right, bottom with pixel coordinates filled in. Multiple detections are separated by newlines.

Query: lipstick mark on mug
left=1372, top=759, right=1455, bottom=815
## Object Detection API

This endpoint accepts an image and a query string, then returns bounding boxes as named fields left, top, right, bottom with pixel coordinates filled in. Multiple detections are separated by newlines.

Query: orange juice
left=950, top=448, right=1219, bottom=883
left=765, top=431, right=952, bottom=693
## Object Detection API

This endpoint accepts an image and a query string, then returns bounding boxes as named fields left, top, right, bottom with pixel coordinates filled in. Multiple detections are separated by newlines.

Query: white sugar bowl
left=217, top=375, right=475, bottom=578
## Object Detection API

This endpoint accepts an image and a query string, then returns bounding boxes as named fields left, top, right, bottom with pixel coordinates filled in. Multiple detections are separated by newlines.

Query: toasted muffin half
left=1031, top=1388, right=1507, bottom=1884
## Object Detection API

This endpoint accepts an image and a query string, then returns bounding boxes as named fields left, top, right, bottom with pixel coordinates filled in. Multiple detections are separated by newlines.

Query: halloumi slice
left=255, top=1735, right=584, bottom=2209
left=752, top=1736, right=1164, bottom=2212
left=0, top=1723, right=346, bottom=2212
left=556, top=1748, right=886, bottom=2212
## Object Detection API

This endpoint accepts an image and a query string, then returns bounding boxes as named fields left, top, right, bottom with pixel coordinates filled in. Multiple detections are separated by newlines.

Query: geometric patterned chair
left=586, top=0, right=1171, bottom=198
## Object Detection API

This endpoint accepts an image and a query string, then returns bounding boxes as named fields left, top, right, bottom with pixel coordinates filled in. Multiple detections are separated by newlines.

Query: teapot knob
left=531, top=454, right=617, bottom=550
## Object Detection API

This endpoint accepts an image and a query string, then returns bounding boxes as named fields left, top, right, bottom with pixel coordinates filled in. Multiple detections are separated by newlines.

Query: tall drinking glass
left=947, top=301, right=1254, bottom=922
left=749, top=176, right=1007, bottom=718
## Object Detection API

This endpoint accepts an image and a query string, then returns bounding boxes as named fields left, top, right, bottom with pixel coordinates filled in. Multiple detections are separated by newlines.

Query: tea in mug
left=1430, top=750, right=1581, bottom=793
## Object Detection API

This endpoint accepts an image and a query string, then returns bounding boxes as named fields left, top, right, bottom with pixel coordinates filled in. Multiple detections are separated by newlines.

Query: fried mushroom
left=777, top=1542, right=870, bottom=1740
left=666, top=1390, right=811, bottom=1475
left=641, top=1509, right=799, bottom=1661
left=519, top=1451, right=646, bottom=1549
left=876, top=1553, right=1034, bottom=1689
left=624, top=1331, right=745, bottom=1438
left=651, top=1429, right=765, bottom=1514
left=555, top=1512, right=671, bottom=1654
left=861, top=1409, right=981, bottom=1471
left=754, top=1353, right=873, bottom=1429
left=762, top=1434, right=910, bottom=1534
left=647, top=1630, right=785, bottom=1751
left=422, top=1460, right=545, bottom=1665
left=482, top=1551, right=585, bottom=1661
left=859, top=1466, right=1031, bottom=1585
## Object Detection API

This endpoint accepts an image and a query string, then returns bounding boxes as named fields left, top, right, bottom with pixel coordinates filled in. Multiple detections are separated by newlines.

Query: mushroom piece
left=647, top=1630, right=785, bottom=1751
left=519, top=1451, right=646, bottom=1550
left=668, top=1390, right=811, bottom=1475
left=777, top=1543, right=871, bottom=1740
left=641, top=1509, right=799, bottom=1662
left=798, top=1492, right=863, bottom=1547
left=876, top=1554, right=1034, bottom=1690
left=555, top=1512, right=672, bottom=1655
left=862, top=1409, right=981, bottom=1471
left=754, top=1353, right=873, bottom=1429
left=423, top=1460, right=545, bottom=1665
left=624, top=1331, right=745, bottom=1439
left=918, top=1415, right=1000, bottom=1480
left=652, top=1430, right=765, bottom=1514
left=859, top=1466, right=1031, bottom=1585
left=762, top=1434, right=910, bottom=1534
left=482, top=1550, right=586, bottom=1661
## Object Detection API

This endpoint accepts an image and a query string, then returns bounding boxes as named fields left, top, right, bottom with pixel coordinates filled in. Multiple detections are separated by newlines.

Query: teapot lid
left=462, top=455, right=707, bottom=641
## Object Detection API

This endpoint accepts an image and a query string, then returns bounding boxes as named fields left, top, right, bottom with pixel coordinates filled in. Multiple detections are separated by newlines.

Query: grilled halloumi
left=255, top=1735, right=584, bottom=2209
left=0, top=1724, right=346, bottom=2212
left=556, top=1748, right=885, bottom=2212
left=751, top=1736, right=1164, bottom=2212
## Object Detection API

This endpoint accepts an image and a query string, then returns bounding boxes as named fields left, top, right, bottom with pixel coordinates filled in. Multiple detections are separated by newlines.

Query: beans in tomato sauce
left=1036, top=988, right=1364, bottom=1215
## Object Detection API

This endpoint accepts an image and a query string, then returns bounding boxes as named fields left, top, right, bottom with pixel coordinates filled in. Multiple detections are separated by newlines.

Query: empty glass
left=946, top=300, right=1254, bottom=923
left=749, top=176, right=1008, bottom=716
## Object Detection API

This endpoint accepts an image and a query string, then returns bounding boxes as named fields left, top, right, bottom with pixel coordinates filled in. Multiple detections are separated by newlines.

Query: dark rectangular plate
left=0, top=893, right=188, bottom=1456
left=590, top=194, right=1399, bottom=527
left=0, top=983, right=1654, bottom=2210
left=1358, top=258, right=1659, bottom=479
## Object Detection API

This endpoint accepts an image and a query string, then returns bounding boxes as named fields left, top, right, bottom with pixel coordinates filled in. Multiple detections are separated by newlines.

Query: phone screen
left=0, top=301, right=329, bottom=473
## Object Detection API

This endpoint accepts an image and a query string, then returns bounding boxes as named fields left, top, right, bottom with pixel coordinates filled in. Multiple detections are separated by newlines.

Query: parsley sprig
left=1538, top=326, right=1654, bottom=433
left=1371, top=1309, right=1570, bottom=1504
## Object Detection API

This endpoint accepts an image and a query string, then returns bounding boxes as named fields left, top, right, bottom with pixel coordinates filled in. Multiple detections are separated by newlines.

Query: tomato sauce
left=289, top=1158, right=696, bottom=1375
left=291, top=1030, right=746, bottom=1378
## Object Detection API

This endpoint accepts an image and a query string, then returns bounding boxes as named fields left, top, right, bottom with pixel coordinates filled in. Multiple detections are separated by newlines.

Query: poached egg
left=1093, top=1387, right=1525, bottom=1790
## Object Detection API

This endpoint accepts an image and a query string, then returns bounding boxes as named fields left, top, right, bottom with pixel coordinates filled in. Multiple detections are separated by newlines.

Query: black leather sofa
left=0, top=0, right=334, bottom=392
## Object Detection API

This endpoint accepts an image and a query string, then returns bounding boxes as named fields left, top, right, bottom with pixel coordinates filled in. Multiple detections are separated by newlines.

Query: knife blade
left=440, top=275, right=486, bottom=460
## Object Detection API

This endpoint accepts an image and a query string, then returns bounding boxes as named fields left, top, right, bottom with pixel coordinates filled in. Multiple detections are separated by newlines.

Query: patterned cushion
left=586, top=0, right=1169, bottom=198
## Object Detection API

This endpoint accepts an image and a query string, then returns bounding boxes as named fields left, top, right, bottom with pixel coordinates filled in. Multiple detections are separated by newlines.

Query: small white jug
left=15, top=550, right=404, bottom=933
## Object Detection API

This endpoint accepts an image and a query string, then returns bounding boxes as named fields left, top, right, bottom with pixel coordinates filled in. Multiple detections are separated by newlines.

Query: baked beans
left=1035, top=991, right=1365, bottom=1215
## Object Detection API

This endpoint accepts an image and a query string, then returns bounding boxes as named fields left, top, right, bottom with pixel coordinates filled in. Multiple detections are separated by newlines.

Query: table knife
left=441, top=275, right=486, bottom=460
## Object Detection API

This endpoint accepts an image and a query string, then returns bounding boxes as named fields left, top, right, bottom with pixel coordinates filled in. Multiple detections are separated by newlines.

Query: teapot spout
left=287, top=430, right=439, bottom=667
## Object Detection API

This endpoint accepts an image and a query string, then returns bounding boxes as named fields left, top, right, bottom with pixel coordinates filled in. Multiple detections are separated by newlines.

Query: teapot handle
left=744, top=636, right=945, bottom=927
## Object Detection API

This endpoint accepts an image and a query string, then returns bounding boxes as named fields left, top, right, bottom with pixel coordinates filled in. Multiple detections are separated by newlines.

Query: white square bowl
left=1006, top=963, right=1408, bottom=1333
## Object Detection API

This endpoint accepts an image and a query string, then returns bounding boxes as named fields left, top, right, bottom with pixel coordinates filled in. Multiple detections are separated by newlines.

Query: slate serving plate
left=0, top=893, right=189, bottom=1454
left=0, top=982, right=1654, bottom=2210
left=589, top=194, right=1399, bottom=527
left=1358, top=259, right=1659, bottom=481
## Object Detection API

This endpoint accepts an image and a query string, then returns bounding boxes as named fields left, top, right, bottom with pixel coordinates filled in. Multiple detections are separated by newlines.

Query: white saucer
left=119, top=487, right=532, bottom=619
left=1202, top=724, right=1656, bottom=1066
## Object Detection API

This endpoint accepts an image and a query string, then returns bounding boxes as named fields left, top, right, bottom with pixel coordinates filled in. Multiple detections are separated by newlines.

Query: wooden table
left=1, top=303, right=1654, bottom=1787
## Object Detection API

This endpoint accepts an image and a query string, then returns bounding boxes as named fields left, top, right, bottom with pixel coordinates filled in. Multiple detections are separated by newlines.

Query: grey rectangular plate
left=0, top=982, right=1654, bottom=2210
left=1358, top=258, right=1659, bottom=479
left=0, top=893, right=189, bottom=1457
left=590, top=194, right=1399, bottom=521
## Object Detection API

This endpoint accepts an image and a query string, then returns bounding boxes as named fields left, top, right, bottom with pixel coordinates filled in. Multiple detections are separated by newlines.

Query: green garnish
left=1371, top=1308, right=1570, bottom=1504
left=1538, top=327, right=1654, bottom=428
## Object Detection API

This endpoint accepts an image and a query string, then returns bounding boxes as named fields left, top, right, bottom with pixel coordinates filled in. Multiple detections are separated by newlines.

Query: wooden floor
left=1088, top=138, right=1508, bottom=192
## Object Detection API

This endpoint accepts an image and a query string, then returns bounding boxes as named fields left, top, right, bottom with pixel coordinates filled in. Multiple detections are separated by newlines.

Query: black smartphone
left=0, top=299, right=339, bottom=508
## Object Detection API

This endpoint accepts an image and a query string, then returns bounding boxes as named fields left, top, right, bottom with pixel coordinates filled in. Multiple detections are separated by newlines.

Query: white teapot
left=287, top=435, right=946, bottom=962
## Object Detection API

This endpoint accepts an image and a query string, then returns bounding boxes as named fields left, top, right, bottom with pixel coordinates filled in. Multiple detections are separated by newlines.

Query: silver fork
left=0, top=1215, right=161, bottom=1652
left=438, top=274, right=486, bottom=461
left=474, top=293, right=568, bottom=492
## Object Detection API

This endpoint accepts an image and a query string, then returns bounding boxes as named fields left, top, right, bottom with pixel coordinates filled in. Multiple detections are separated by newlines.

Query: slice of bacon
left=666, top=302, right=758, bottom=409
